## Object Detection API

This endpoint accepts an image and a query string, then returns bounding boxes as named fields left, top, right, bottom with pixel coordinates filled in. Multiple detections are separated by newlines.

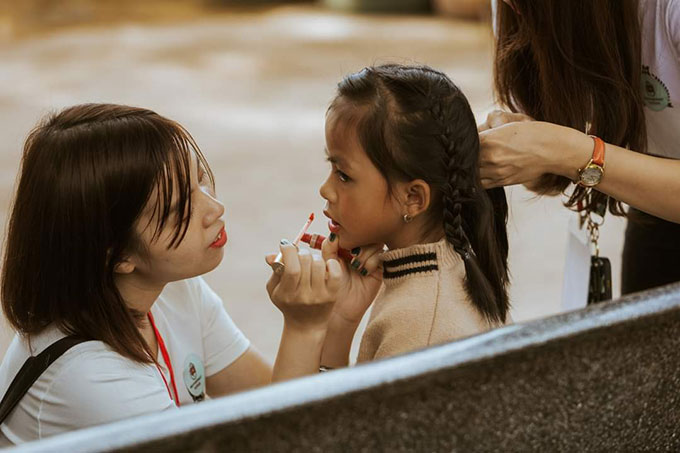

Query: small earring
left=403, top=214, right=413, bottom=223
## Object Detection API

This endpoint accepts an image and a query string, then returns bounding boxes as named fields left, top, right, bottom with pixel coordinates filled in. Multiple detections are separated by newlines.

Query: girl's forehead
left=326, top=106, right=364, bottom=146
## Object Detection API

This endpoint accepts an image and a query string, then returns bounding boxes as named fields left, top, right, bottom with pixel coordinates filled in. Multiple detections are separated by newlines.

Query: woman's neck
left=114, top=273, right=165, bottom=316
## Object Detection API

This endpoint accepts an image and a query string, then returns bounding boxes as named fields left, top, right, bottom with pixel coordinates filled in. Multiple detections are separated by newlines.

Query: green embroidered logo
left=641, top=65, right=673, bottom=111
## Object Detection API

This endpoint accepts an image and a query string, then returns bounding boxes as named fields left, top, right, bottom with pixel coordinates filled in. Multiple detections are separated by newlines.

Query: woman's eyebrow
left=167, top=155, right=199, bottom=215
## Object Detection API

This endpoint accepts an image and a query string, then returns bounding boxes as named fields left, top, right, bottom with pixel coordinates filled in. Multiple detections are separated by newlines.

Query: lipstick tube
left=271, top=213, right=314, bottom=274
left=300, top=233, right=353, bottom=262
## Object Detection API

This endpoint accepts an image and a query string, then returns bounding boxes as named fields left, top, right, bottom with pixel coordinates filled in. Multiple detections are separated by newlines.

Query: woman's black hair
left=2, top=103, right=214, bottom=363
left=494, top=0, right=645, bottom=215
left=331, top=64, right=509, bottom=323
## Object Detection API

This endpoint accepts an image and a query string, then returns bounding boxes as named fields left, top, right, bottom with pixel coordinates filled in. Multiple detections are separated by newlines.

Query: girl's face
left=319, top=110, right=403, bottom=250
left=127, top=152, right=226, bottom=286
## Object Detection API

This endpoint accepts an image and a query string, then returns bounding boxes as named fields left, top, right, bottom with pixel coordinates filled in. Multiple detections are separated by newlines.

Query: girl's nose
left=319, top=174, right=335, bottom=203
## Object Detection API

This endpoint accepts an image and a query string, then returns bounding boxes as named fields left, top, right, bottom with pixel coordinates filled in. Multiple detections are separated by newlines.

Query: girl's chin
left=338, top=237, right=363, bottom=251
left=337, top=238, right=352, bottom=250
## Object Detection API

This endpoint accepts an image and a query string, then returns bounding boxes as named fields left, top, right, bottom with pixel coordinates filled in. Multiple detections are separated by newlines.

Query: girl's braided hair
left=331, top=64, right=509, bottom=323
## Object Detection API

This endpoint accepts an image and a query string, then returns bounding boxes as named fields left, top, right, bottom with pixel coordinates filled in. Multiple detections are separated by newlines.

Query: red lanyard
left=147, top=312, right=180, bottom=407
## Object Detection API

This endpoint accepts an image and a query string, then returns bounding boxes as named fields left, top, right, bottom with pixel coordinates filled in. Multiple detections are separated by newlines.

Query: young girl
left=0, top=104, right=341, bottom=445
left=318, top=64, right=510, bottom=364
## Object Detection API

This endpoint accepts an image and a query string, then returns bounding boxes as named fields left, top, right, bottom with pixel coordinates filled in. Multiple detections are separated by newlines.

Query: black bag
left=0, top=336, right=89, bottom=424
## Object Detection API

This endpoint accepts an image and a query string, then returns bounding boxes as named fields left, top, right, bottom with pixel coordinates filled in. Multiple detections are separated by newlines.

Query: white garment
left=0, top=277, right=250, bottom=445
left=640, top=0, right=680, bottom=159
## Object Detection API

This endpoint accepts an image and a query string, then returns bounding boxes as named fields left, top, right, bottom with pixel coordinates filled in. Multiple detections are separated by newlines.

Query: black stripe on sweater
left=383, top=252, right=437, bottom=269
left=383, top=264, right=439, bottom=279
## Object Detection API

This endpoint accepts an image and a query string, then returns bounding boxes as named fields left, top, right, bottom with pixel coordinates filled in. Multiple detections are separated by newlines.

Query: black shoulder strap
left=0, top=336, right=89, bottom=424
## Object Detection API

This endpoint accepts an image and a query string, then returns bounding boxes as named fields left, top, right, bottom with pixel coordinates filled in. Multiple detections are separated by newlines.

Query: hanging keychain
left=581, top=195, right=612, bottom=304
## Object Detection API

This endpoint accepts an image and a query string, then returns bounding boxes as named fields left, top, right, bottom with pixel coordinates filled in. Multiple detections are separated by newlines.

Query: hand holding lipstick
left=265, top=240, right=342, bottom=328
left=318, top=229, right=384, bottom=368
left=320, top=232, right=384, bottom=323
left=265, top=239, right=343, bottom=381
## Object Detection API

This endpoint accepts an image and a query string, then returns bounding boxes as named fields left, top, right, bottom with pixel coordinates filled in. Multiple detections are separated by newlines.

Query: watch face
left=580, top=166, right=603, bottom=186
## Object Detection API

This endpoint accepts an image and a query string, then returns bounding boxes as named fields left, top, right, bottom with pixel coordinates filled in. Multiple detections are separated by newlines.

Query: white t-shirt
left=0, top=277, right=250, bottom=445
left=640, top=0, right=680, bottom=159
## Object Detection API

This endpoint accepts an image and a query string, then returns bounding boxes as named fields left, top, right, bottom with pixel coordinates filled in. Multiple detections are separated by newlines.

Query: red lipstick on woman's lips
left=210, top=226, right=227, bottom=248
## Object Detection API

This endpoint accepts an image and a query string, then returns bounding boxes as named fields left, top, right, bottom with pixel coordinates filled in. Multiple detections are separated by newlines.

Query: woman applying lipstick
left=0, top=104, right=341, bottom=445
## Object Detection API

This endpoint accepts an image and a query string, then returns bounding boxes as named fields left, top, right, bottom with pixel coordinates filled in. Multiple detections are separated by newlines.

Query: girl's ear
left=114, top=257, right=136, bottom=275
left=400, top=179, right=431, bottom=217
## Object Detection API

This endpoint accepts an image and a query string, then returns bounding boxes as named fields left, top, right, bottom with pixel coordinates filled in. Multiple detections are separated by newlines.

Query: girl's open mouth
left=327, top=219, right=341, bottom=233
left=324, top=210, right=341, bottom=233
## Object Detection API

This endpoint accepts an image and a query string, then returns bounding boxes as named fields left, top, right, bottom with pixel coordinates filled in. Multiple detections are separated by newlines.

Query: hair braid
left=429, top=96, right=508, bottom=324
left=430, top=100, right=472, bottom=260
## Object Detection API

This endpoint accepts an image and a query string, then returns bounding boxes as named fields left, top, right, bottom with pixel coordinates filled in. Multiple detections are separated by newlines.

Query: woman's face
left=319, top=109, right=403, bottom=250
left=128, top=152, right=226, bottom=286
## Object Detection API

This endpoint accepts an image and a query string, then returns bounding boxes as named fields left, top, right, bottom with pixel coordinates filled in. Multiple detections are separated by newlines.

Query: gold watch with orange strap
left=577, top=136, right=606, bottom=187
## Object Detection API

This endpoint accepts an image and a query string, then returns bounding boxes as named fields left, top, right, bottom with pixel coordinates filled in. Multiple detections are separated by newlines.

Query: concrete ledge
left=8, top=282, right=680, bottom=452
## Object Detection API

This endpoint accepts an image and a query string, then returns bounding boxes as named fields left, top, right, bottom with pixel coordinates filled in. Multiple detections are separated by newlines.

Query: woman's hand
left=477, top=109, right=532, bottom=132
left=479, top=120, right=592, bottom=189
left=321, top=234, right=383, bottom=326
left=266, top=240, right=342, bottom=331
left=318, top=233, right=383, bottom=369
left=265, top=240, right=342, bottom=382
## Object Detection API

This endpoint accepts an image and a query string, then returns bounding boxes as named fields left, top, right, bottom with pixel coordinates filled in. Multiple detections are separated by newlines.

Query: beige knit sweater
left=357, top=238, right=503, bottom=362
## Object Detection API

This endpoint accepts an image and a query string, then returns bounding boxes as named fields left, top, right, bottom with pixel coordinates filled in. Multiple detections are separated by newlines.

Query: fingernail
left=329, top=232, right=336, bottom=242
left=280, top=239, right=290, bottom=245
left=360, top=268, right=368, bottom=276
left=351, top=259, right=360, bottom=270
left=351, top=247, right=361, bottom=256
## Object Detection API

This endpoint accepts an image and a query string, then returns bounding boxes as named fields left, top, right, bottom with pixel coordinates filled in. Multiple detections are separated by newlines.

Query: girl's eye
left=336, top=170, right=350, bottom=183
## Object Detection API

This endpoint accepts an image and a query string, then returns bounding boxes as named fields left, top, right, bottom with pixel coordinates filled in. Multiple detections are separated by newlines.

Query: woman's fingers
left=321, top=232, right=340, bottom=262
left=479, top=110, right=533, bottom=132
left=296, top=247, right=313, bottom=293
left=310, top=252, right=327, bottom=297
left=264, top=253, right=277, bottom=266
left=269, top=240, right=343, bottom=302
left=325, top=258, right=342, bottom=295
left=265, top=253, right=282, bottom=296
left=276, top=241, right=302, bottom=295
left=480, top=178, right=500, bottom=189
left=350, top=243, right=384, bottom=277
left=359, top=251, right=384, bottom=279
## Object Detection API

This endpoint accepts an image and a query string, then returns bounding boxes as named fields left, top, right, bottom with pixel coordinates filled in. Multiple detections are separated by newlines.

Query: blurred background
left=0, top=0, right=626, bottom=363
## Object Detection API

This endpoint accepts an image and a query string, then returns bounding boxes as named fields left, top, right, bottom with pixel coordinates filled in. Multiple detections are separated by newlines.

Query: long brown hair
left=332, top=65, right=510, bottom=324
left=494, top=0, right=646, bottom=215
left=2, top=104, right=214, bottom=363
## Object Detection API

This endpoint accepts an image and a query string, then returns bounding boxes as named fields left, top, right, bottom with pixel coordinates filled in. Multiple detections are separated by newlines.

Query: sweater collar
left=381, top=238, right=461, bottom=284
